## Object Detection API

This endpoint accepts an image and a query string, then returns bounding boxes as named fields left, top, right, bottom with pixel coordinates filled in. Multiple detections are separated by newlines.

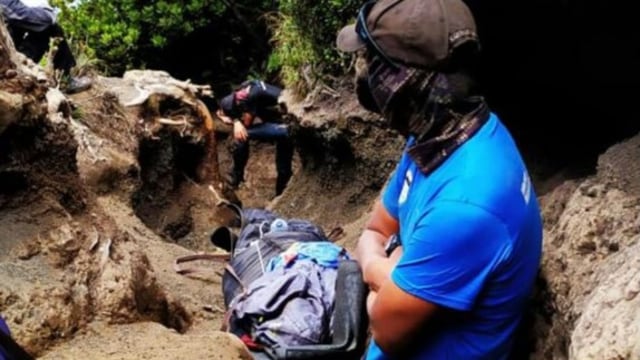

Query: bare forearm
left=241, top=112, right=254, bottom=127
left=356, top=201, right=400, bottom=290
left=355, top=229, right=387, bottom=268
left=367, top=291, right=378, bottom=314
left=358, top=235, right=407, bottom=292
left=370, top=274, right=436, bottom=358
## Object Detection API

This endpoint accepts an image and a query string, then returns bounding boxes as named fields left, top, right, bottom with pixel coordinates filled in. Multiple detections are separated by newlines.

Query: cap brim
left=336, top=24, right=365, bottom=52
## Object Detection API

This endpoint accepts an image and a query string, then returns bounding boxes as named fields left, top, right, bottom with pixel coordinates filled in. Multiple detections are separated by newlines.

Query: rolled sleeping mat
left=256, top=259, right=368, bottom=360
left=210, top=226, right=238, bottom=253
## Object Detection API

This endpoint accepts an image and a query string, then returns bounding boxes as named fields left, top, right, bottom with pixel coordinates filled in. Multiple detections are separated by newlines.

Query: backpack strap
left=223, top=263, right=247, bottom=295
left=219, top=263, right=250, bottom=334
left=327, top=226, right=345, bottom=242
left=173, top=253, right=230, bottom=275
left=173, top=253, right=249, bottom=302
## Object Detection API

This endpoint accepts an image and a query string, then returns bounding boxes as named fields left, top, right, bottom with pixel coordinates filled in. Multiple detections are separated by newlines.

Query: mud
left=0, top=57, right=397, bottom=358
left=1, top=26, right=239, bottom=357
left=3, top=18, right=640, bottom=360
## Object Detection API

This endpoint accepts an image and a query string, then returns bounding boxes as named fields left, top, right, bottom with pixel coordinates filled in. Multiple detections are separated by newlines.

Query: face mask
left=355, top=53, right=415, bottom=133
left=367, top=55, right=397, bottom=113
left=354, top=55, right=381, bottom=114
left=356, top=54, right=402, bottom=115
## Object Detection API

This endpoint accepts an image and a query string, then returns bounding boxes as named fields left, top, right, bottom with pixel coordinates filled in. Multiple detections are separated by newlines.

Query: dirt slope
left=3, top=17, right=640, bottom=360
left=2, top=16, right=395, bottom=357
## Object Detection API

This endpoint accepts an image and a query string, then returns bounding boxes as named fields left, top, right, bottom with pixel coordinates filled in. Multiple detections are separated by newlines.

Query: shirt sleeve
left=392, top=201, right=509, bottom=311
left=381, top=160, right=404, bottom=220
left=382, top=140, right=416, bottom=219
left=237, top=98, right=255, bottom=116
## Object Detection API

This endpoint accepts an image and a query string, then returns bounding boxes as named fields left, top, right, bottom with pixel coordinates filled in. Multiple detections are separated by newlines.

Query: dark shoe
left=64, top=76, right=92, bottom=94
left=225, top=172, right=242, bottom=190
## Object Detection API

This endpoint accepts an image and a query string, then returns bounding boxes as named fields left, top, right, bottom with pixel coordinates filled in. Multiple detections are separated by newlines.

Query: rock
left=533, top=131, right=640, bottom=360
left=0, top=19, right=231, bottom=357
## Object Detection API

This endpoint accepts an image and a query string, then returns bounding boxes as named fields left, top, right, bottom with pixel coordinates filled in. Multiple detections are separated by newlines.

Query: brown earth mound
left=3, top=17, right=640, bottom=360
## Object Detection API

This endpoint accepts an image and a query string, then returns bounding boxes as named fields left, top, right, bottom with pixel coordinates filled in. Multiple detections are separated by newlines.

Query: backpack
left=174, top=206, right=367, bottom=360
left=220, top=208, right=332, bottom=307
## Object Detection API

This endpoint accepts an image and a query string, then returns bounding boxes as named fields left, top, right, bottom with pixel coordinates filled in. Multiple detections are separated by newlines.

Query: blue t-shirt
left=367, top=113, right=543, bottom=360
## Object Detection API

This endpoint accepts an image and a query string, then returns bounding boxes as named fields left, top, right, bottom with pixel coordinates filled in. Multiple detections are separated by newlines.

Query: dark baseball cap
left=336, top=0, right=479, bottom=69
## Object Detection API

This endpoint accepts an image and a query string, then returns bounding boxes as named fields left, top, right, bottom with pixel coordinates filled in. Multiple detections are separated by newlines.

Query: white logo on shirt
left=399, top=169, right=413, bottom=205
left=520, top=171, right=531, bottom=204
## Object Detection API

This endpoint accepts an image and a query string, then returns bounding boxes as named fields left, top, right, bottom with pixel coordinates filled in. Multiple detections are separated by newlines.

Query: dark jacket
left=0, top=0, right=55, bottom=32
left=224, top=80, right=282, bottom=123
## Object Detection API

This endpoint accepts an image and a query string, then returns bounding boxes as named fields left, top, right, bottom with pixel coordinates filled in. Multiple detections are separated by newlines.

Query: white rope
left=258, top=220, right=269, bottom=239
left=255, top=241, right=266, bottom=275
left=254, top=220, right=270, bottom=274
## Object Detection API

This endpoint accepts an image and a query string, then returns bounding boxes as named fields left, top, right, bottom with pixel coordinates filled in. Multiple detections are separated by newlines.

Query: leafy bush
left=269, top=0, right=361, bottom=95
left=52, top=0, right=257, bottom=75
left=51, top=0, right=360, bottom=98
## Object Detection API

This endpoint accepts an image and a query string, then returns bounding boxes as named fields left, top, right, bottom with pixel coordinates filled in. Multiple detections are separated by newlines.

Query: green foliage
left=265, top=12, right=315, bottom=94
left=52, top=0, right=228, bottom=74
left=71, top=105, right=84, bottom=121
left=49, top=0, right=361, bottom=98
left=269, top=0, right=361, bottom=94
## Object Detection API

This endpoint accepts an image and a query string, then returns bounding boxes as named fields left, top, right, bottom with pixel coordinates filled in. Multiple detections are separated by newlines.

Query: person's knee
left=275, top=124, right=290, bottom=138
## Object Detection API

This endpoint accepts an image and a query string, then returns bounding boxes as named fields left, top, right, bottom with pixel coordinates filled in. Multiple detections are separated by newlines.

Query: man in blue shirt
left=336, top=0, right=543, bottom=358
